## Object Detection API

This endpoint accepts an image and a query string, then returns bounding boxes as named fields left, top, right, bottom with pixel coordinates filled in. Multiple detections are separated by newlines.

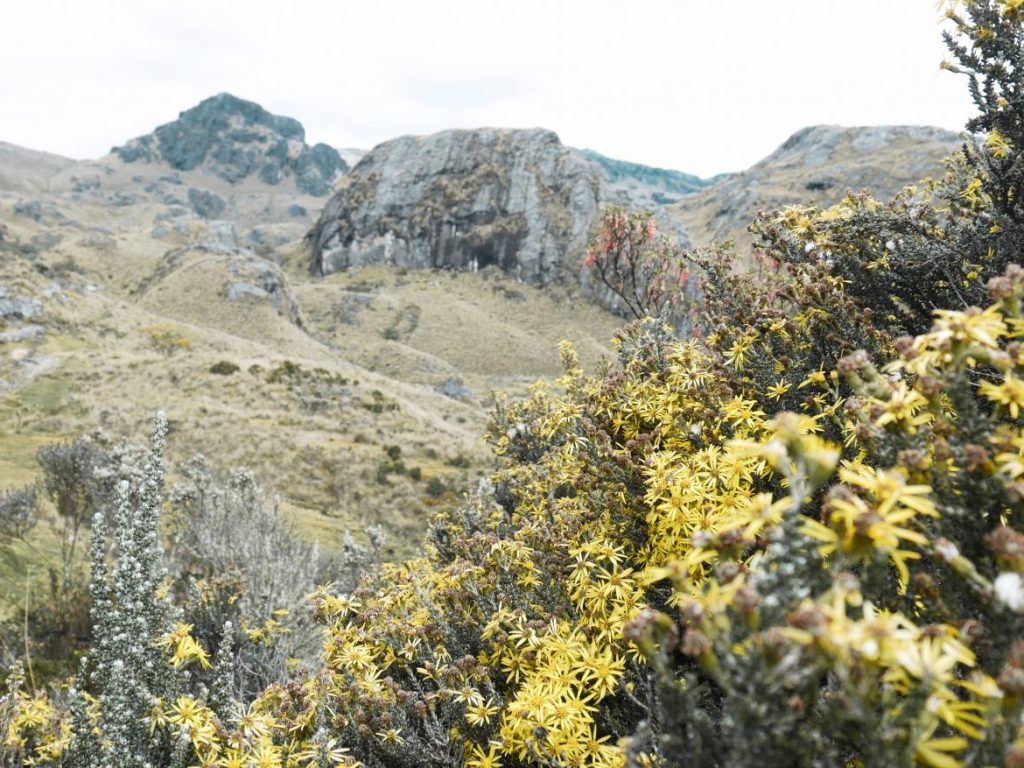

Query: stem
left=24, top=568, right=36, bottom=693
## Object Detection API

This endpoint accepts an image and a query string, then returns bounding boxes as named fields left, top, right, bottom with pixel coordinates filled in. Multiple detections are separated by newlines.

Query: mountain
left=0, top=142, right=78, bottom=194
left=672, top=125, right=962, bottom=252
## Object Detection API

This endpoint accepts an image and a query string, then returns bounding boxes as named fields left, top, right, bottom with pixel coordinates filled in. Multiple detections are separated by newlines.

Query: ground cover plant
left=4, top=2, right=1024, bottom=766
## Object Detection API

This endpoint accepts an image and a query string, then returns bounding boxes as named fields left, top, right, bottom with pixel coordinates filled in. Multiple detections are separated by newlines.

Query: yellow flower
left=466, top=697, right=500, bottom=726
left=980, top=373, right=1024, bottom=419
left=158, top=622, right=212, bottom=669
left=376, top=728, right=405, bottom=745
left=803, top=466, right=937, bottom=587
left=766, top=379, right=792, bottom=400
left=578, top=644, right=626, bottom=697
left=466, top=741, right=504, bottom=768
left=798, top=369, right=828, bottom=389
left=987, top=128, right=1012, bottom=158
left=725, top=333, right=756, bottom=370
left=872, top=383, right=931, bottom=431
left=168, top=696, right=206, bottom=731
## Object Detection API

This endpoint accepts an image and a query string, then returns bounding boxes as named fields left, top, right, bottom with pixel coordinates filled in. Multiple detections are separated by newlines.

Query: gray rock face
left=225, top=255, right=299, bottom=322
left=205, top=221, right=239, bottom=252
left=310, top=128, right=605, bottom=284
left=671, top=124, right=963, bottom=251
left=435, top=376, right=473, bottom=401
left=775, top=125, right=961, bottom=170
left=113, top=93, right=347, bottom=195
left=188, top=187, right=226, bottom=219
left=0, top=324, right=43, bottom=343
left=0, top=287, right=42, bottom=319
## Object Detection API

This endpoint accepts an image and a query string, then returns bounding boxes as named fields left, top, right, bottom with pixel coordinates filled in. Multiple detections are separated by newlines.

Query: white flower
left=994, top=572, right=1024, bottom=613
left=934, top=539, right=959, bottom=562
left=886, top=239, right=896, bottom=251
left=804, top=241, right=816, bottom=253
left=691, top=530, right=714, bottom=548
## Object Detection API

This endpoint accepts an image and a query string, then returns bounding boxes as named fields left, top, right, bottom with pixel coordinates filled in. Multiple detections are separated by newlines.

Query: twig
left=24, top=568, right=37, bottom=693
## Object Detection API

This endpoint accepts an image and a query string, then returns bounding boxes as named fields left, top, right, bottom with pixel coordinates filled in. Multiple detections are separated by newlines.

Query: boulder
left=0, top=287, right=42, bottom=319
left=310, top=128, right=604, bottom=284
left=188, top=187, right=227, bottom=219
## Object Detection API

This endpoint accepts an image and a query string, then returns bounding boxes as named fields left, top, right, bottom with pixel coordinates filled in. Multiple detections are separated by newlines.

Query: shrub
left=166, top=455, right=328, bottom=700
left=208, top=360, right=240, bottom=376
left=425, top=476, right=447, bottom=497
left=585, top=207, right=700, bottom=331
left=0, top=486, right=37, bottom=543
left=141, top=324, right=191, bottom=355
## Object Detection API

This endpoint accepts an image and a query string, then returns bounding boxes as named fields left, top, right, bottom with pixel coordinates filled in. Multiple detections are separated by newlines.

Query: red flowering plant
left=584, top=207, right=699, bottom=332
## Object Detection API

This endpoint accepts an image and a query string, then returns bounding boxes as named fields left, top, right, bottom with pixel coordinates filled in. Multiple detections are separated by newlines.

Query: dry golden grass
left=0, top=182, right=622, bottom=581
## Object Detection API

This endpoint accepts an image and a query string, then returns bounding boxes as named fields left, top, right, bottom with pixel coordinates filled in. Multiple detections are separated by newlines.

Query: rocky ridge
left=672, top=124, right=963, bottom=252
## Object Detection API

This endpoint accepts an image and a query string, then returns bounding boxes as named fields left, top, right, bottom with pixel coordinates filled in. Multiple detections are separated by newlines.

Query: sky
left=2, top=0, right=975, bottom=178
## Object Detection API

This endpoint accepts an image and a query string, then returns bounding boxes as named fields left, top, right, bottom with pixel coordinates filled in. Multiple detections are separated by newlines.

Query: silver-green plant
left=81, top=412, right=181, bottom=768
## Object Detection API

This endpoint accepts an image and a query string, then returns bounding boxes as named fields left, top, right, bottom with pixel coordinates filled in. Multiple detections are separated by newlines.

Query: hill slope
left=671, top=125, right=962, bottom=252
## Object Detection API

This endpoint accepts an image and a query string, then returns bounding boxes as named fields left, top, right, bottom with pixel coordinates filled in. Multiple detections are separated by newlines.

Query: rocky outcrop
left=188, top=187, right=226, bottom=219
left=310, top=128, right=605, bottom=284
left=672, top=125, right=962, bottom=251
left=0, top=287, right=42, bottom=319
left=113, top=93, right=347, bottom=196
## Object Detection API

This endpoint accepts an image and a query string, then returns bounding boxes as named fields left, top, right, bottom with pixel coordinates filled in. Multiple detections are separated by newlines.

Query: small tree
left=36, top=439, right=107, bottom=595
left=584, top=208, right=697, bottom=327
left=0, top=487, right=37, bottom=544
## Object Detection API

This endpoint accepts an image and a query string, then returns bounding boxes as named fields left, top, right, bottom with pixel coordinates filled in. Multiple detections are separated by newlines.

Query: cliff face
left=310, top=128, right=606, bottom=283
left=112, top=93, right=347, bottom=196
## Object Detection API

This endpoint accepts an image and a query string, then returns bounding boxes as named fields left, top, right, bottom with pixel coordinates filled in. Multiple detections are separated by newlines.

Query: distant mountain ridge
left=576, top=148, right=723, bottom=205
left=1, top=94, right=964, bottom=282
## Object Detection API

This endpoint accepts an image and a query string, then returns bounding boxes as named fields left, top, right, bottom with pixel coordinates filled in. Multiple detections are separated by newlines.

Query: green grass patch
left=17, top=377, right=77, bottom=415
left=0, top=432, right=60, bottom=488
left=280, top=501, right=359, bottom=552
left=0, top=523, right=67, bottom=622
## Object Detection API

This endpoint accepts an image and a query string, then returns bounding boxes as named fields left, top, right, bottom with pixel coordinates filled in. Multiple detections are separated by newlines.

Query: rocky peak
left=112, top=93, right=347, bottom=195
left=310, top=127, right=605, bottom=283
left=771, top=124, right=962, bottom=169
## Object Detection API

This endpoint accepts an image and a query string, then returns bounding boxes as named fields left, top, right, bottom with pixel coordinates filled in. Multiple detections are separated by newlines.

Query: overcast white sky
left=3, top=0, right=973, bottom=177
